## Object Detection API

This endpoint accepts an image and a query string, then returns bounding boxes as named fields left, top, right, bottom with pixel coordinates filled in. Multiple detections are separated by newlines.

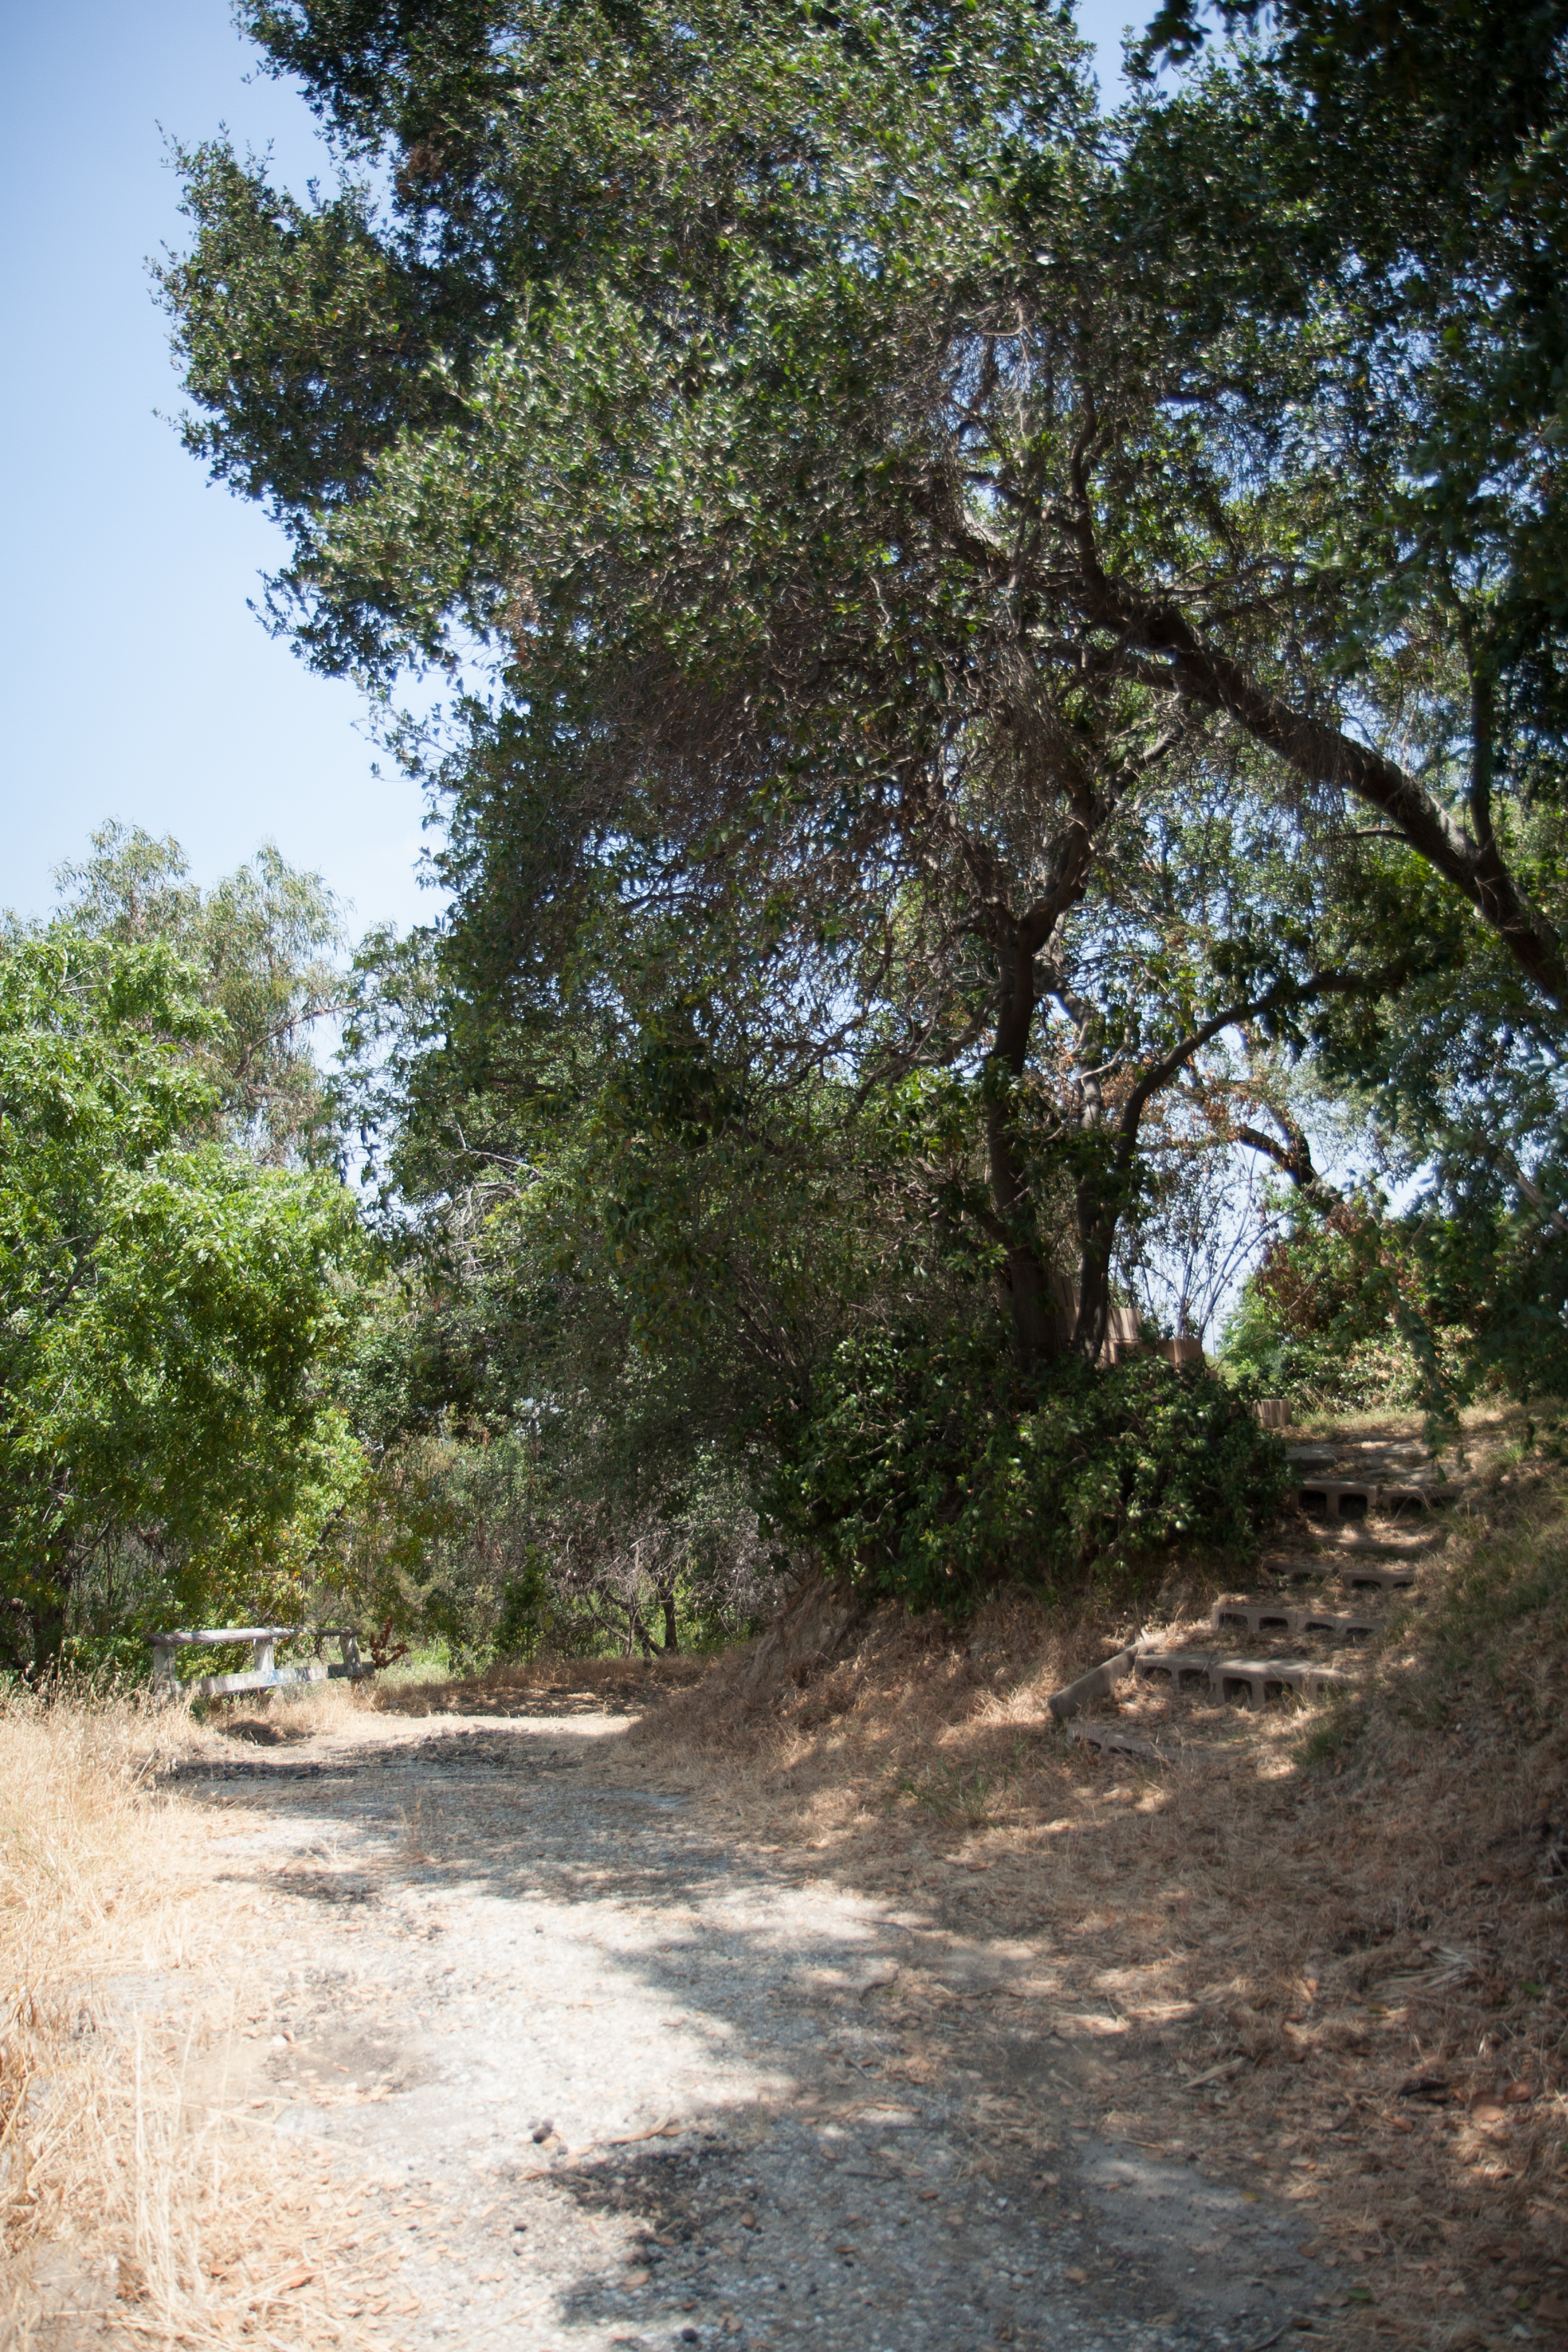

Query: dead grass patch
left=204, top=1675, right=374, bottom=1747
left=0, top=1689, right=386, bottom=2348
left=362, top=1648, right=710, bottom=1719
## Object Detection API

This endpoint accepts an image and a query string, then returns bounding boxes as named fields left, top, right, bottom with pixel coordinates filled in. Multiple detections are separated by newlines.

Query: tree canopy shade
left=1116, top=0, right=1568, bottom=998
left=160, top=0, right=1568, bottom=1390
left=0, top=930, right=363, bottom=1672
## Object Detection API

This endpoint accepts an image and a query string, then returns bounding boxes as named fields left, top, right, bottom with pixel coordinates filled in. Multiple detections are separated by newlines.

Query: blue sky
left=1, top=0, right=1138, bottom=942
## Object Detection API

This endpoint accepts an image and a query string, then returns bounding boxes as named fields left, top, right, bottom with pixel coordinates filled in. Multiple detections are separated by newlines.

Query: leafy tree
left=1225, top=1170, right=1568, bottom=1418
left=50, top=820, right=347, bottom=1161
left=165, top=0, right=1432, bottom=1372
left=154, top=0, right=1568, bottom=1623
left=0, top=928, right=364, bottom=1673
left=335, top=954, right=884, bottom=1644
left=1118, top=0, right=1568, bottom=995
left=160, top=0, right=1568, bottom=1029
left=1116, top=0, right=1568, bottom=1244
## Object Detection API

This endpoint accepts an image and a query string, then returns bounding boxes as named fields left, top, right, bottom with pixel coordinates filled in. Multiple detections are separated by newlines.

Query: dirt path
left=170, top=1699, right=1330, bottom=2352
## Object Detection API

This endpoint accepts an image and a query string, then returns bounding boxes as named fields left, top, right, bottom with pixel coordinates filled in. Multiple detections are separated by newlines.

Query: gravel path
left=176, top=1705, right=1329, bottom=2351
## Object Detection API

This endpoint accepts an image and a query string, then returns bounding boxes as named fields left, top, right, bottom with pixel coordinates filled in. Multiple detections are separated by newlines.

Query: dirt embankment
left=584, top=1407, right=1568, bottom=2348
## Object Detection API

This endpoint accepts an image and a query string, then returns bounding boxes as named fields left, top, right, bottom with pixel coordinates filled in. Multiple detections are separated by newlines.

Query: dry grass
left=0, top=1684, right=386, bottom=2348
left=614, top=1407, right=1568, bottom=2348
left=185, top=1672, right=377, bottom=1749
left=362, top=1648, right=710, bottom=1719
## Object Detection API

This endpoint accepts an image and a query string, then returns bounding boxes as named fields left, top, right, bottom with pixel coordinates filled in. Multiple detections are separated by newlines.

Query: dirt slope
left=609, top=1408, right=1568, bottom=2350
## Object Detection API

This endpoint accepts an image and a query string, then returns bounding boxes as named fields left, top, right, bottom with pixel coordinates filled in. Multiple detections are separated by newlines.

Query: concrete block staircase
left=1286, top=1435, right=1456, bottom=1525
left=1051, top=1435, right=1463, bottom=1743
left=1131, top=1648, right=1356, bottom=1706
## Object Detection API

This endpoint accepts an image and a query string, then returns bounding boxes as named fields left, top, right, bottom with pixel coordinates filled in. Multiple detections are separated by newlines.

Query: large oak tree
left=162, top=0, right=1555, bottom=1362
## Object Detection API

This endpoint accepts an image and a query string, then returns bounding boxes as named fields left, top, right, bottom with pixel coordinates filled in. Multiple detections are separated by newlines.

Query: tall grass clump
left=0, top=1688, right=347, bottom=2346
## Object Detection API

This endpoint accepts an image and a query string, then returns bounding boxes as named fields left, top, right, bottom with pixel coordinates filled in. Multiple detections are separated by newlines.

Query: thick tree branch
left=1233, top=1121, right=1317, bottom=1188
left=1074, top=572, right=1568, bottom=1006
left=1115, top=963, right=1414, bottom=1164
left=941, top=487, right=1566, bottom=1006
left=1066, top=960, right=1412, bottom=1359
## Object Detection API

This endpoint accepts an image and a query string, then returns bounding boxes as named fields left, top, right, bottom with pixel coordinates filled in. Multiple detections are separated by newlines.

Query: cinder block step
left=1267, top=1552, right=1417, bottom=1589
left=1269, top=1553, right=1329, bottom=1581
left=1298, top=1478, right=1376, bottom=1518
left=1316, top=1524, right=1438, bottom=1555
left=1298, top=1476, right=1455, bottom=1519
left=1132, top=1651, right=1355, bottom=1707
left=1047, top=1645, right=1139, bottom=1722
left=1381, top=1482, right=1456, bottom=1512
left=1209, top=1599, right=1375, bottom=1643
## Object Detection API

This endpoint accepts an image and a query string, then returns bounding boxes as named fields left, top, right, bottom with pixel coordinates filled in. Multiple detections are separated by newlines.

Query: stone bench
left=148, top=1625, right=370, bottom=1699
left=315, top=1625, right=373, bottom=1680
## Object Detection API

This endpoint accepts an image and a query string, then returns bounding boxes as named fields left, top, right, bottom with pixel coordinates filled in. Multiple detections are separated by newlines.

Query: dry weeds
left=356, top=1649, right=708, bottom=1722
left=0, top=1681, right=391, bottom=2349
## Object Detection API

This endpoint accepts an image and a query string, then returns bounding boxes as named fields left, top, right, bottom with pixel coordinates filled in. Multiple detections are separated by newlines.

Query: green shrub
left=48, top=1631, right=153, bottom=1689
left=1223, top=1201, right=1442, bottom=1411
left=1222, top=1191, right=1568, bottom=1418
left=494, top=1547, right=553, bottom=1662
left=774, top=1327, right=1289, bottom=1612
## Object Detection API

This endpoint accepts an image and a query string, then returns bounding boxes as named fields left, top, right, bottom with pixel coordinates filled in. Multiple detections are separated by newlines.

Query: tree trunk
left=1071, top=1192, right=1118, bottom=1364
left=984, top=939, right=1066, bottom=1368
left=660, top=1588, right=679, bottom=1653
left=31, top=1592, right=69, bottom=1676
left=29, top=1549, right=73, bottom=1676
left=2, top=1597, right=29, bottom=1676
